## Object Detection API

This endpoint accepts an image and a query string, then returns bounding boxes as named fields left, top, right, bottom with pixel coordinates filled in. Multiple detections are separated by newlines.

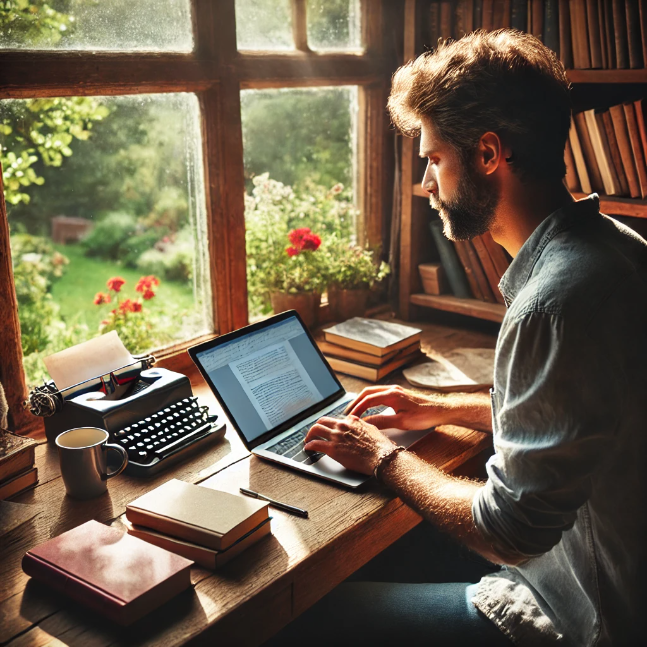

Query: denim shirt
left=471, top=195, right=647, bottom=646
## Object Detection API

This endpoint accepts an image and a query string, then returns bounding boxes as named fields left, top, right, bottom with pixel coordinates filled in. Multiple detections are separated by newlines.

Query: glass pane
left=235, top=0, right=294, bottom=50
left=241, top=86, right=359, bottom=318
left=1, top=93, right=212, bottom=386
left=0, top=0, right=193, bottom=51
left=307, top=0, right=361, bottom=51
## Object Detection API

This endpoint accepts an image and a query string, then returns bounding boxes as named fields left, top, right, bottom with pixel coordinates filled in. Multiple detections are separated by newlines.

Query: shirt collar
left=498, top=193, right=600, bottom=305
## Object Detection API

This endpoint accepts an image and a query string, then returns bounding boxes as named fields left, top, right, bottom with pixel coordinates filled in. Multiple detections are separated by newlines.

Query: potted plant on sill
left=325, top=236, right=390, bottom=321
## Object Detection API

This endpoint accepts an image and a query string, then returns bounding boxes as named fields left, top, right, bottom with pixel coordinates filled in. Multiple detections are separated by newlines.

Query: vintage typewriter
left=28, top=358, right=225, bottom=477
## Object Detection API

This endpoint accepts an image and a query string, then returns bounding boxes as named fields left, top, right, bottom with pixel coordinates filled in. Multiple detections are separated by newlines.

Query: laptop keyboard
left=265, top=403, right=387, bottom=465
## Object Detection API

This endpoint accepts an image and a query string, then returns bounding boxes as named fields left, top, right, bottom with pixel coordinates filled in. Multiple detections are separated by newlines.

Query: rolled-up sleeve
left=472, top=310, right=623, bottom=561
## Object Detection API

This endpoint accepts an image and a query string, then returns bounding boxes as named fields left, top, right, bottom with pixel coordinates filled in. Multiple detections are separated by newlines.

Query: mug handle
left=103, top=443, right=129, bottom=480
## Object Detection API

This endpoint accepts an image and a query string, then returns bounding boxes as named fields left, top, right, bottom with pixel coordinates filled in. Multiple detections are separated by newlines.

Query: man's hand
left=345, top=385, right=447, bottom=431
left=304, top=415, right=397, bottom=475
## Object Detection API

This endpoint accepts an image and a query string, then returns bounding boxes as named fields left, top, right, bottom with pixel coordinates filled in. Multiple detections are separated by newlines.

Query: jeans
left=264, top=522, right=513, bottom=647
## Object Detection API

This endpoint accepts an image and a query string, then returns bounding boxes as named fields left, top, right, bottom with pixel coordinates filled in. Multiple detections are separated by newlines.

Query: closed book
left=323, top=318, right=422, bottom=357
left=463, top=0, right=474, bottom=32
left=429, top=218, right=472, bottom=298
left=570, top=0, right=591, bottom=68
left=493, top=0, right=510, bottom=28
left=569, top=119, right=593, bottom=193
left=640, top=0, right=647, bottom=68
left=317, top=338, right=418, bottom=367
left=586, top=0, right=603, bottom=67
left=623, top=102, right=647, bottom=198
left=474, top=0, right=484, bottom=28
left=511, top=0, right=528, bottom=30
left=0, top=467, right=38, bottom=500
left=454, top=0, right=465, bottom=37
left=482, top=0, right=494, bottom=30
left=597, top=0, right=608, bottom=68
left=418, top=262, right=447, bottom=295
left=584, top=109, right=621, bottom=195
left=430, top=1, right=441, bottom=46
left=543, top=0, right=559, bottom=53
left=325, top=350, right=422, bottom=383
left=601, top=110, right=630, bottom=195
left=625, top=0, right=644, bottom=68
left=125, top=518, right=272, bottom=570
left=440, top=0, right=452, bottom=37
left=610, top=103, right=642, bottom=198
left=126, top=479, right=269, bottom=551
left=471, top=235, right=506, bottom=305
left=0, top=431, right=36, bottom=483
left=22, top=520, right=192, bottom=626
left=559, top=0, right=574, bottom=68
left=465, top=239, right=496, bottom=303
left=603, top=0, right=617, bottom=68
left=565, top=139, right=582, bottom=192
left=612, top=0, right=629, bottom=68
left=480, top=231, right=511, bottom=278
left=530, top=0, right=544, bottom=40
left=574, top=111, right=605, bottom=192
left=453, top=240, right=484, bottom=300
left=634, top=99, right=647, bottom=164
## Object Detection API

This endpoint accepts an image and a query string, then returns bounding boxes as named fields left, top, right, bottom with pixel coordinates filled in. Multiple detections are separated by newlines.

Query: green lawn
left=51, top=243, right=197, bottom=332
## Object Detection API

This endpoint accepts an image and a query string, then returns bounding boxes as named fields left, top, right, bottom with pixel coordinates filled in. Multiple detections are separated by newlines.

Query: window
left=235, top=0, right=294, bottom=51
left=307, top=0, right=362, bottom=51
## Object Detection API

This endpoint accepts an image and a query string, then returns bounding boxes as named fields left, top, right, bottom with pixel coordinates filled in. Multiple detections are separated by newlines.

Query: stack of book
left=0, top=431, right=38, bottom=500
left=428, top=219, right=510, bottom=305
left=567, top=101, right=647, bottom=199
left=318, top=318, right=423, bottom=382
left=427, top=1, right=647, bottom=71
left=125, top=479, right=272, bottom=570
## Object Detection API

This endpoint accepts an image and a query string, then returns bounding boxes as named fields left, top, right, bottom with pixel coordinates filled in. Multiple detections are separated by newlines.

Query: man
left=268, top=29, right=647, bottom=646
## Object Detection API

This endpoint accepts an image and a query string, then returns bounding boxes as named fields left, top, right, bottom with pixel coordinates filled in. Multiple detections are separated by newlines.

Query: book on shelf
left=22, top=520, right=192, bottom=626
left=126, top=479, right=269, bottom=552
left=125, top=517, right=272, bottom=570
left=323, top=318, right=422, bottom=358
left=584, top=109, right=621, bottom=195
left=450, top=239, right=483, bottom=300
left=0, top=430, right=36, bottom=483
left=471, top=235, right=505, bottom=305
left=612, top=0, right=629, bottom=69
left=569, top=120, right=593, bottom=194
left=623, top=102, right=647, bottom=198
left=428, top=217, right=472, bottom=298
left=574, top=111, right=605, bottom=193
left=609, top=103, right=642, bottom=198
left=565, top=139, right=582, bottom=192
left=465, top=239, right=496, bottom=303
left=418, top=262, right=448, bottom=295
left=0, top=467, right=38, bottom=500
left=601, top=109, right=631, bottom=196
left=325, top=346, right=422, bottom=382
left=626, top=0, right=644, bottom=69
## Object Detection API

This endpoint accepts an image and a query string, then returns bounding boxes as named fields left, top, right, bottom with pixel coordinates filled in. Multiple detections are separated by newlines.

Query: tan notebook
left=326, top=349, right=422, bottom=382
left=126, top=479, right=269, bottom=551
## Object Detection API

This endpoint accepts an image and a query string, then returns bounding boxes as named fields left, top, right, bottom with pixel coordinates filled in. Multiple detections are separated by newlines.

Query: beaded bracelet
left=373, top=445, right=407, bottom=481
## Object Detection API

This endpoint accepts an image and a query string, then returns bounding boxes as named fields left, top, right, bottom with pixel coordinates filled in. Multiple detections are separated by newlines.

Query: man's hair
left=388, top=29, right=571, bottom=181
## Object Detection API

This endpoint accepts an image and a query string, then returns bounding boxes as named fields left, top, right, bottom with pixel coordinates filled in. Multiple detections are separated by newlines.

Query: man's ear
left=477, top=132, right=504, bottom=175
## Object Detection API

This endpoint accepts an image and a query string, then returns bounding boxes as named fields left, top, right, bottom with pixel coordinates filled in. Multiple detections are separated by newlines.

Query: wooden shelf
left=413, top=184, right=647, bottom=219
left=410, top=293, right=506, bottom=323
left=566, top=69, right=647, bottom=84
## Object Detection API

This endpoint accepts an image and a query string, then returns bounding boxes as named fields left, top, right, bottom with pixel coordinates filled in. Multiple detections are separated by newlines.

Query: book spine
left=453, top=239, right=484, bottom=299
left=480, top=231, right=511, bottom=277
left=610, top=104, right=642, bottom=198
left=0, top=444, right=35, bottom=483
left=482, top=0, right=494, bottom=30
left=569, top=119, right=593, bottom=193
left=511, top=0, right=528, bottom=31
left=430, top=2, right=441, bottom=47
left=603, top=0, right=617, bottom=68
left=625, top=0, right=644, bottom=68
left=471, top=235, right=506, bottom=305
left=601, top=110, right=630, bottom=195
left=428, top=219, right=472, bottom=298
left=640, top=0, right=647, bottom=68
left=570, top=0, right=592, bottom=68
left=597, top=0, right=608, bottom=68
left=574, top=111, right=605, bottom=193
left=584, top=109, right=619, bottom=195
left=463, top=0, right=474, bottom=32
left=465, top=240, right=496, bottom=303
left=474, top=0, right=484, bottom=28
left=612, top=0, right=629, bottom=68
left=564, top=139, right=582, bottom=192
left=543, top=0, right=559, bottom=53
left=492, top=0, right=507, bottom=28
left=454, top=0, right=465, bottom=38
left=22, top=552, right=125, bottom=623
left=586, top=0, right=603, bottom=68
left=634, top=99, right=647, bottom=163
left=440, top=0, right=453, bottom=37
left=530, top=0, right=544, bottom=40
left=623, top=102, right=647, bottom=198
left=559, top=0, right=574, bottom=68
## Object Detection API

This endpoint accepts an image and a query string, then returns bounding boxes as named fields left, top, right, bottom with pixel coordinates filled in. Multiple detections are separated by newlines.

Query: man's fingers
left=362, top=413, right=404, bottom=430
left=304, top=422, right=334, bottom=444
left=344, top=386, right=392, bottom=413
left=303, top=439, right=333, bottom=455
left=348, top=391, right=399, bottom=418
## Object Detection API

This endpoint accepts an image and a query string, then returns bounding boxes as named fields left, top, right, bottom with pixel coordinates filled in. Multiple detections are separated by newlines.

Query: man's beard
left=430, top=160, right=499, bottom=241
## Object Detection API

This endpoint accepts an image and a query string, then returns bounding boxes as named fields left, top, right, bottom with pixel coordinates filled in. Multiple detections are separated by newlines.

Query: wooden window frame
left=0, top=0, right=393, bottom=433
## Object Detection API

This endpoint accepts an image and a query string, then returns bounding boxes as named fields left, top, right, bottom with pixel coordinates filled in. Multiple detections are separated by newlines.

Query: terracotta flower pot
left=328, top=287, right=370, bottom=321
left=270, top=291, right=321, bottom=328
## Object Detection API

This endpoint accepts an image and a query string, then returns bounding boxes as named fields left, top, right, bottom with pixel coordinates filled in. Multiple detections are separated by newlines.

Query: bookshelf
left=399, top=0, right=647, bottom=323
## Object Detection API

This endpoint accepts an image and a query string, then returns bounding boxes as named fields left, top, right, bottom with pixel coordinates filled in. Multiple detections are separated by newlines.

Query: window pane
left=235, top=0, right=294, bottom=50
left=241, top=87, right=359, bottom=318
left=0, top=0, right=193, bottom=51
left=307, top=0, right=361, bottom=51
left=1, top=93, right=212, bottom=386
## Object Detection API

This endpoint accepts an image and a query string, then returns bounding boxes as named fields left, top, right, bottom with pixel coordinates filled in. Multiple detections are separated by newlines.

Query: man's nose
left=422, top=163, right=437, bottom=195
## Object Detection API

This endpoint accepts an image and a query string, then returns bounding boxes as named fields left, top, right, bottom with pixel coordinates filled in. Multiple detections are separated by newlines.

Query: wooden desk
left=0, top=320, right=496, bottom=647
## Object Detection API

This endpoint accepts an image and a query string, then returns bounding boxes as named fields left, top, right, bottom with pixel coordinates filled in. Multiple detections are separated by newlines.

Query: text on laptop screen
left=195, top=316, right=339, bottom=443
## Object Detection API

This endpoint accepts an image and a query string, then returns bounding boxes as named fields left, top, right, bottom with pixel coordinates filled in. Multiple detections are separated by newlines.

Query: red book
left=22, top=520, right=192, bottom=625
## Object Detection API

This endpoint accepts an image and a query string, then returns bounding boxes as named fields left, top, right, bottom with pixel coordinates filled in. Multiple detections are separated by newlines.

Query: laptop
left=189, top=311, right=428, bottom=488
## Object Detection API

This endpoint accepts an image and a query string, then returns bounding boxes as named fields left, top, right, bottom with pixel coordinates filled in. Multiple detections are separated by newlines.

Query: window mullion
left=292, top=0, right=311, bottom=53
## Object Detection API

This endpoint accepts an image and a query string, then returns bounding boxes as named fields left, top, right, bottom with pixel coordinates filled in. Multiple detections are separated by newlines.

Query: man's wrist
left=373, top=445, right=406, bottom=481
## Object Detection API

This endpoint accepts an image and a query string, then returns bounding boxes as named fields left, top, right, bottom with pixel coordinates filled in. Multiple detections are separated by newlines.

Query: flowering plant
left=324, top=236, right=390, bottom=290
left=94, top=275, right=160, bottom=352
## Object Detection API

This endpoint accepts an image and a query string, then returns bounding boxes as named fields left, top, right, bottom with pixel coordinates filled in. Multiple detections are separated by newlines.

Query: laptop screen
left=192, top=314, right=342, bottom=445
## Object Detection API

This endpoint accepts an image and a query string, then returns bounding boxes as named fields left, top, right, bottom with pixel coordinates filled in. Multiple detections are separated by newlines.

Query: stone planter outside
left=328, top=287, right=370, bottom=321
left=270, top=291, right=321, bottom=328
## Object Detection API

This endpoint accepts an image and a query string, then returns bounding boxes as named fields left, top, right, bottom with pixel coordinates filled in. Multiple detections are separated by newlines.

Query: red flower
left=301, top=233, right=321, bottom=251
left=288, top=228, right=311, bottom=248
left=135, top=275, right=160, bottom=293
left=286, top=246, right=300, bottom=257
left=106, top=276, right=126, bottom=292
left=287, top=228, right=322, bottom=252
left=142, top=288, right=156, bottom=300
left=94, top=292, right=111, bottom=305
left=131, top=301, right=142, bottom=312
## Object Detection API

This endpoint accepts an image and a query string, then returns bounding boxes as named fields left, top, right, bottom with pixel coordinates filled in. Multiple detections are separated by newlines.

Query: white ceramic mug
left=56, top=427, right=128, bottom=500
